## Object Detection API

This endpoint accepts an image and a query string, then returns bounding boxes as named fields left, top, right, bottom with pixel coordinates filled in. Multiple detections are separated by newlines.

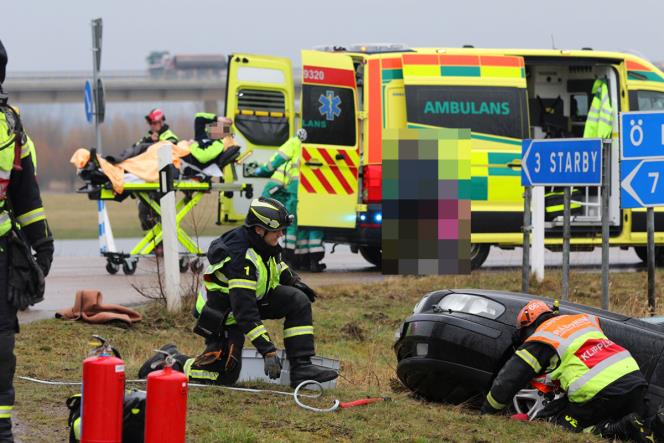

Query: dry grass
left=12, top=271, right=650, bottom=441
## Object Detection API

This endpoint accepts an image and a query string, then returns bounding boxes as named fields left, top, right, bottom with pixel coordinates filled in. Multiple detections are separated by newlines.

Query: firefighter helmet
left=516, top=300, right=552, bottom=329
left=245, top=197, right=293, bottom=232
left=145, top=108, right=166, bottom=123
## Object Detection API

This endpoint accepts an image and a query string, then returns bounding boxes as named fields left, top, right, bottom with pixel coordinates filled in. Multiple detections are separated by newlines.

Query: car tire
left=359, top=246, right=381, bottom=268
left=470, top=244, right=490, bottom=270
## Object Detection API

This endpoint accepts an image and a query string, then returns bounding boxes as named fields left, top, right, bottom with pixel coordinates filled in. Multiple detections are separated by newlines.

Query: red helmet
left=516, top=300, right=552, bottom=329
left=145, top=108, right=165, bottom=123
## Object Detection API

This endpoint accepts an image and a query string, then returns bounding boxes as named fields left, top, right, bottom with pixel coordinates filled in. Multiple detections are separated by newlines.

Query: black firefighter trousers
left=185, top=284, right=314, bottom=385
left=0, top=236, right=17, bottom=443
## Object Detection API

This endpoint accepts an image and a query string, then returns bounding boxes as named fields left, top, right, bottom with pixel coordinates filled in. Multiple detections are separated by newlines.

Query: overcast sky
left=3, top=0, right=663, bottom=73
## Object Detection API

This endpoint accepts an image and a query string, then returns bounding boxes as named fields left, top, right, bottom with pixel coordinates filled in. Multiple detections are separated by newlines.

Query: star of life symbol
left=318, top=91, right=342, bottom=121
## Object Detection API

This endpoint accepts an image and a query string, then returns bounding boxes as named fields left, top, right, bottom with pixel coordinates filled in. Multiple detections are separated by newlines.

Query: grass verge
left=15, top=269, right=662, bottom=442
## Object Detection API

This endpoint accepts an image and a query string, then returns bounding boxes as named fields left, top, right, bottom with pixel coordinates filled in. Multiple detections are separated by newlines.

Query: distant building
left=147, top=51, right=227, bottom=79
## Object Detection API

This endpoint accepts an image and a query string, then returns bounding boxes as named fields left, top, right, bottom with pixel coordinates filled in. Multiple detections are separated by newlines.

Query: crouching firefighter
left=481, top=300, right=656, bottom=442
left=0, top=40, right=54, bottom=443
left=139, top=197, right=338, bottom=388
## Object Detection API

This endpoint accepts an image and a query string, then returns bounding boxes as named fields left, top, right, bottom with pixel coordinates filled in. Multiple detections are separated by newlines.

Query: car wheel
left=470, top=244, right=490, bottom=270
left=359, top=246, right=381, bottom=268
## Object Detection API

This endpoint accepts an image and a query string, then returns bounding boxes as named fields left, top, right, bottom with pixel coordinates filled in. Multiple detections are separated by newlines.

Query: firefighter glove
left=7, top=231, right=46, bottom=310
left=32, top=237, right=54, bottom=277
left=263, top=351, right=282, bottom=379
left=294, top=281, right=316, bottom=303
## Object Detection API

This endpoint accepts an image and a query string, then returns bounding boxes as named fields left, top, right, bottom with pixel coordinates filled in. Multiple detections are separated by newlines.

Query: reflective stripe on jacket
left=526, top=314, right=640, bottom=403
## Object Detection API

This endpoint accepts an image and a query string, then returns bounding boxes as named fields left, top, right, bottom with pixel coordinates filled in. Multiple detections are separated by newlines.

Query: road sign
left=521, top=138, right=603, bottom=186
left=95, top=78, right=105, bottom=124
left=84, top=81, right=93, bottom=123
left=91, top=18, right=103, bottom=71
left=621, top=111, right=664, bottom=160
left=620, top=159, right=664, bottom=208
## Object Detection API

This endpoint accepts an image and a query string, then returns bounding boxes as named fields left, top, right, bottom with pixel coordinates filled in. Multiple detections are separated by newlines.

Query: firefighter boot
left=289, top=357, right=338, bottom=388
left=595, top=413, right=655, bottom=443
left=138, top=344, right=183, bottom=378
left=0, top=333, right=15, bottom=443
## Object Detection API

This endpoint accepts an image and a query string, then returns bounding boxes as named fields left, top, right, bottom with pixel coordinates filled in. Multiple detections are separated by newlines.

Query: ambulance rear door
left=224, top=54, right=295, bottom=215
left=298, top=50, right=360, bottom=228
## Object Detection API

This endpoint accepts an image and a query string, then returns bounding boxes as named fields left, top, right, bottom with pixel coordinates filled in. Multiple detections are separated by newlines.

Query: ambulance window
left=404, top=85, right=529, bottom=139
left=570, top=94, right=589, bottom=122
left=301, top=85, right=356, bottom=146
left=629, top=90, right=664, bottom=111
left=235, top=89, right=289, bottom=147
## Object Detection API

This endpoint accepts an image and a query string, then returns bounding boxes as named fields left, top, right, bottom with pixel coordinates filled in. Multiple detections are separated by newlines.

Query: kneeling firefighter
left=481, top=300, right=657, bottom=442
left=140, top=197, right=337, bottom=387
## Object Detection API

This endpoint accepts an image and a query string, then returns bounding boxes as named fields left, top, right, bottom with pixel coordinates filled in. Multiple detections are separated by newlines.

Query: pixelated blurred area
left=382, top=128, right=471, bottom=275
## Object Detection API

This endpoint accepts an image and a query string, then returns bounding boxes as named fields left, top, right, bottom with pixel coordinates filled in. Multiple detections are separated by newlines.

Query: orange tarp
left=70, top=141, right=192, bottom=193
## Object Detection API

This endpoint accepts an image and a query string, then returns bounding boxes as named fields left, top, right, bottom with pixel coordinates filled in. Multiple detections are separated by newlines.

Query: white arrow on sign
left=521, top=139, right=534, bottom=185
left=621, top=160, right=646, bottom=207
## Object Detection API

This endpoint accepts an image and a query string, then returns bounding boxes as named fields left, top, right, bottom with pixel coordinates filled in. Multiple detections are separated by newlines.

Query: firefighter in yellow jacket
left=481, top=300, right=654, bottom=442
left=0, top=40, right=54, bottom=443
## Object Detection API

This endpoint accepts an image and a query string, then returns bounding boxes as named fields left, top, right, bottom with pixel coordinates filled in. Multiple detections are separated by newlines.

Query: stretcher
left=73, top=143, right=254, bottom=275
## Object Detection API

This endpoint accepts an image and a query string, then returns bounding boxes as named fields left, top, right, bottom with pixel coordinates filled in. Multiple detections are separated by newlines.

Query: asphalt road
left=19, top=238, right=645, bottom=324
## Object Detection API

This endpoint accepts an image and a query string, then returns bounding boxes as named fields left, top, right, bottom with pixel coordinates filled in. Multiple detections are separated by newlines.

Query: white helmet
left=296, top=128, right=307, bottom=142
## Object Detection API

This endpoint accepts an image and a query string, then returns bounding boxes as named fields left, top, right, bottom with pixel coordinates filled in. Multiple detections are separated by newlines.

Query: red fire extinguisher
left=81, top=335, right=125, bottom=443
left=145, top=350, right=188, bottom=443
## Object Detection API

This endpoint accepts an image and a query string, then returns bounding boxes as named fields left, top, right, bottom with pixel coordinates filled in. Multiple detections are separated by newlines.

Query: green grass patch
left=15, top=270, right=662, bottom=441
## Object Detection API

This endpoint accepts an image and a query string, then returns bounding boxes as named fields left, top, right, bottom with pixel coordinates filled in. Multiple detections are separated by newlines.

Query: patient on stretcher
left=70, top=114, right=242, bottom=194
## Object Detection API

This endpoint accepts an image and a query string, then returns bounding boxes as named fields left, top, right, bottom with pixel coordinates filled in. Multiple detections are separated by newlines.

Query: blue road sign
left=621, top=159, right=664, bottom=208
left=521, top=138, right=603, bottom=186
left=621, top=111, right=664, bottom=159
left=84, top=80, right=93, bottom=123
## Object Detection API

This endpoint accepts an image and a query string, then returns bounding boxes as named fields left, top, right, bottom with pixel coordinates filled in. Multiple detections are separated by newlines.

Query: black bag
left=6, top=222, right=45, bottom=310
left=66, top=390, right=146, bottom=443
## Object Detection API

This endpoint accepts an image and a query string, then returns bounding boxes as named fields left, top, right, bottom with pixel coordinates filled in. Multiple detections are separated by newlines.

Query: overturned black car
left=394, top=289, right=664, bottom=416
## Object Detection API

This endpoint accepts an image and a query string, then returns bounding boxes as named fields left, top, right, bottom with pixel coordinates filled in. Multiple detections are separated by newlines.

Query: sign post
left=159, top=145, right=181, bottom=311
left=522, top=186, right=531, bottom=293
left=620, top=111, right=664, bottom=314
left=522, top=138, right=603, bottom=295
left=88, top=18, right=115, bottom=255
left=601, top=141, right=611, bottom=310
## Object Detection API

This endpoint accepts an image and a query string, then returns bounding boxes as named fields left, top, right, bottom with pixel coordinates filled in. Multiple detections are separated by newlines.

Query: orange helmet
left=516, top=300, right=552, bottom=329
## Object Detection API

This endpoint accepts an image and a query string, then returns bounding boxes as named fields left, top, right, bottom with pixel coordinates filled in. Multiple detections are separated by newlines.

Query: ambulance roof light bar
left=314, top=43, right=409, bottom=54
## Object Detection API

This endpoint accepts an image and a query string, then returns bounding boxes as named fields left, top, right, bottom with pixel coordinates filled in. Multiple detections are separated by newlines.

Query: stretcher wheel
left=122, top=259, right=138, bottom=275
left=190, top=258, right=204, bottom=274
left=106, top=261, right=119, bottom=275
left=179, top=257, right=190, bottom=273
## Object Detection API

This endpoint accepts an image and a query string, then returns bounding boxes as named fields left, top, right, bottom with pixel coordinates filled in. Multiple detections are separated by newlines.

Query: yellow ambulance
left=224, top=46, right=664, bottom=269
